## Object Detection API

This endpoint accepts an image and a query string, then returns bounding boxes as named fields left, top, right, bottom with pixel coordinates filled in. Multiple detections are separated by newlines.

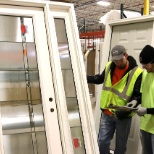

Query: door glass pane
left=0, top=15, right=47, bottom=154
left=54, top=18, right=86, bottom=154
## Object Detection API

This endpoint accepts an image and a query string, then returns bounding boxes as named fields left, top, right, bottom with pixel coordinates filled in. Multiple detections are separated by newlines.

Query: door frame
left=0, top=3, right=63, bottom=154
left=102, top=15, right=154, bottom=71
left=102, top=15, right=154, bottom=154
left=0, top=1, right=99, bottom=154
left=44, top=2, right=99, bottom=154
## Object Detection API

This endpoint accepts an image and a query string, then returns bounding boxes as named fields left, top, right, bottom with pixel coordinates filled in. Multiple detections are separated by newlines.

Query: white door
left=110, top=21, right=153, bottom=154
left=0, top=5, right=62, bottom=154
left=45, top=3, right=99, bottom=154
left=0, top=2, right=99, bottom=154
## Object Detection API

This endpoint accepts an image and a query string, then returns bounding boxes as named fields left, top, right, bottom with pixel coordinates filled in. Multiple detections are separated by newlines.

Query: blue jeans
left=98, top=113, right=132, bottom=154
left=140, top=129, right=154, bottom=154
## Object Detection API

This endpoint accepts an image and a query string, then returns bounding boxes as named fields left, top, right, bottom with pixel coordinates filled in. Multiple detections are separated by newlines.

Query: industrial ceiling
left=52, top=0, right=154, bottom=32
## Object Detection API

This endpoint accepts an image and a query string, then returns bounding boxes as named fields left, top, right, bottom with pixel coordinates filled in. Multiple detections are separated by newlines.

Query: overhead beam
left=79, top=30, right=105, bottom=39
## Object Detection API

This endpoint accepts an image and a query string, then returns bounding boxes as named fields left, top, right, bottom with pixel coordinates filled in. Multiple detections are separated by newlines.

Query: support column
left=144, top=0, right=149, bottom=15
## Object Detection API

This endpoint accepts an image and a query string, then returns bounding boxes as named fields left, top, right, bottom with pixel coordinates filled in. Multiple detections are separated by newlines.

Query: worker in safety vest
left=87, top=45, right=143, bottom=154
left=135, top=45, right=154, bottom=154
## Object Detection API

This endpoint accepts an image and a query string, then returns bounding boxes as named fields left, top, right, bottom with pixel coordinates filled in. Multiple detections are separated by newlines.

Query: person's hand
left=136, top=107, right=147, bottom=116
left=126, top=100, right=138, bottom=108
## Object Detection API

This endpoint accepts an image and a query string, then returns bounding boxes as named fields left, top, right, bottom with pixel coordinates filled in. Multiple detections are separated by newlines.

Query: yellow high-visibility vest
left=140, top=71, right=154, bottom=134
left=100, top=62, right=143, bottom=113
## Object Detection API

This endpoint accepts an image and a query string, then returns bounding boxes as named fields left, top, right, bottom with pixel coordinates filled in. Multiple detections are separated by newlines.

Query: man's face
left=142, top=63, right=154, bottom=73
left=113, top=54, right=128, bottom=69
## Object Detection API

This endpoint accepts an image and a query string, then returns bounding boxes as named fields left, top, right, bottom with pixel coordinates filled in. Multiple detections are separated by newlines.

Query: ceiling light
left=97, top=1, right=111, bottom=6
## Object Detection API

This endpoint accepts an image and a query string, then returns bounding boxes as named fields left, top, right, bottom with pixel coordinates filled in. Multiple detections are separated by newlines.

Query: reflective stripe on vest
left=103, top=63, right=138, bottom=101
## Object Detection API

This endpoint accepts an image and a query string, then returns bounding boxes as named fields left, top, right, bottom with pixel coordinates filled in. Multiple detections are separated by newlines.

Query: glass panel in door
left=54, top=18, right=86, bottom=154
left=0, top=15, right=48, bottom=154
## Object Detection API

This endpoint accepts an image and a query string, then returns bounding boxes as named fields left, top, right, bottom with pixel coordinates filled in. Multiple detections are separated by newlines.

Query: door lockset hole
left=50, top=108, right=54, bottom=112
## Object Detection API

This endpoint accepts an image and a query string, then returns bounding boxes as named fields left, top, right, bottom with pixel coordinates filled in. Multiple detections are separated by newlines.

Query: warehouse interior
left=51, top=0, right=154, bottom=32
left=0, top=0, right=153, bottom=154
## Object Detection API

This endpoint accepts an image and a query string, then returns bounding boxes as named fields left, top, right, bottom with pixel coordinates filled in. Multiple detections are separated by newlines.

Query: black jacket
left=87, top=56, right=142, bottom=103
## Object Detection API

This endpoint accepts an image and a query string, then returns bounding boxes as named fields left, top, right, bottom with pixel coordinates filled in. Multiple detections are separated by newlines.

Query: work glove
left=126, top=100, right=138, bottom=108
left=136, top=107, right=147, bottom=116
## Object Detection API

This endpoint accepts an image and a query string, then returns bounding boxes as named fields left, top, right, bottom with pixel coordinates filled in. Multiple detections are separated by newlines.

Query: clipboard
left=107, top=104, right=138, bottom=112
